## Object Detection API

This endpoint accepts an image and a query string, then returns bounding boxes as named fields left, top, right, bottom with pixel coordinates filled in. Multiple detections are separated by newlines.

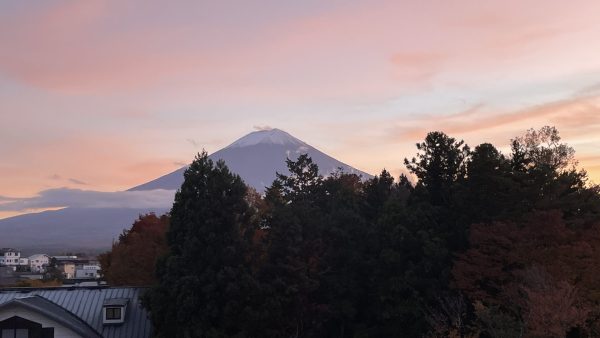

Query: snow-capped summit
left=225, top=128, right=305, bottom=148
left=129, top=128, right=372, bottom=192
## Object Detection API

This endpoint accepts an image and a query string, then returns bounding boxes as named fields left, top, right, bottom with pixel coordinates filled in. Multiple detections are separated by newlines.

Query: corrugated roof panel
left=81, top=290, right=96, bottom=324
left=90, top=291, right=104, bottom=330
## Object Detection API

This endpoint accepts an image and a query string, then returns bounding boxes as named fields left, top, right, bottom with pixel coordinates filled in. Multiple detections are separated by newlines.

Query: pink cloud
left=0, top=0, right=598, bottom=102
left=389, top=52, right=446, bottom=84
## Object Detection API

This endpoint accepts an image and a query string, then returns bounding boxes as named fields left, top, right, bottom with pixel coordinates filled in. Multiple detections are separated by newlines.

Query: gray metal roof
left=0, top=296, right=102, bottom=338
left=0, top=287, right=152, bottom=338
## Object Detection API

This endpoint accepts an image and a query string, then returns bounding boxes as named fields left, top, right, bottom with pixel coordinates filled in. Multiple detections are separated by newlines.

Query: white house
left=75, top=264, right=101, bottom=279
left=0, top=249, right=21, bottom=267
left=0, top=287, right=151, bottom=337
left=28, top=254, right=50, bottom=273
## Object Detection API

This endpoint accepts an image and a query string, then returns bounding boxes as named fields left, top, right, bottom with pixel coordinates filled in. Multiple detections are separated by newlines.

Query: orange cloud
left=312, top=87, right=600, bottom=186
left=387, top=94, right=600, bottom=142
left=0, top=133, right=185, bottom=198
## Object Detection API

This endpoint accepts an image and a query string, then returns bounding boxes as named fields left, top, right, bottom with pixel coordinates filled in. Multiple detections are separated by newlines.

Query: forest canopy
left=104, top=126, right=600, bottom=337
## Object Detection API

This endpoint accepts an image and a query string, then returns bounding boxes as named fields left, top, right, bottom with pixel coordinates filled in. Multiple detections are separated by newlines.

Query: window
left=105, top=307, right=121, bottom=320
left=2, top=329, right=26, bottom=338
left=0, top=317, right=54, bottom=338
left=2, top=329, right=29, bottom=338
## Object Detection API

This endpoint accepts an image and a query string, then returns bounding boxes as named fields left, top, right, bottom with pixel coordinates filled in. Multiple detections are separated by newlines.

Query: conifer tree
left=142, top=152, right=257, bottom=338
left=404, top=131, right=470, bottom=206
left=258, top=154, right=326, bottom=337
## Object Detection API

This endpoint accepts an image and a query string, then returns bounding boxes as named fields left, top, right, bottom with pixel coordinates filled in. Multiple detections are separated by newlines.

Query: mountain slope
left=0, top=207, right=169, bottom=253
left=129, top=128, right=371, bottom=192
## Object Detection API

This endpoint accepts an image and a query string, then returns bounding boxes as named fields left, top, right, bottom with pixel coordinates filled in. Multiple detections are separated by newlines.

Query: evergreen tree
left=317, top=172, right=370, bottom=337
left=142, top=152, right=258, bottom=337
left=404, top=131, right=470, bottom=206
left=458, top=143, right=520, bottom=223
left=362, top=169, right=395, bottom=220
left=258, top=154, right=326, bottom=337
left=366, top=187, right=448, bottom=337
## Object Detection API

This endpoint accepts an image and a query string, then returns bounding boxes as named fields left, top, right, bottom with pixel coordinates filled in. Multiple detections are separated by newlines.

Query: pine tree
left=404, top=131, right=470, bottom=206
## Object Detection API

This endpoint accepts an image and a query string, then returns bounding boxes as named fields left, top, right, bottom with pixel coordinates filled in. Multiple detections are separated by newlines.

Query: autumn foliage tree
left=99, top=213, right=169, bottom=286
left=452, top=211, right=597, bottom=336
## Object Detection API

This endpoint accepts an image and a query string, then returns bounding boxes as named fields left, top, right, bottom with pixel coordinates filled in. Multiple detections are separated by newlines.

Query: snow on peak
left=226, top=128, right=305, bottom=148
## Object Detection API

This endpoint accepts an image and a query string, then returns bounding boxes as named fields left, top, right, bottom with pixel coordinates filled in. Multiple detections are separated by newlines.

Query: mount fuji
left=0, top=128, right=371, bottom=251
left=130, top=128, right=371, bottom=192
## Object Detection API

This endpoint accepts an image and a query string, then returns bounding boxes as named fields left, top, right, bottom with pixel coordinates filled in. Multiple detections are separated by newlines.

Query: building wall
left=0, top=250, right=21, bottom=266
left=0, top=307, right=83, bottom=338
left=75, top=264, right=101, bottom=279
left=0, top=251, right=21, bottom=266
left=28, top=255, right=50, bottom=273
left=60, top=263, right=76, bottom=279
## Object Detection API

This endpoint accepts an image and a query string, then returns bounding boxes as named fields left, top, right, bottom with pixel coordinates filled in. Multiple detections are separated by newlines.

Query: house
left=0, top=249, right=21, bottom=267
left=54, top=259, right=102, bottom=280
left=28, top=255, right=50, bottom=273
left=0, top=286, right=151, bottom=338
left=58, top=262, right=76, bottom=279
left=18, top=257, right=29, bottom=266
left=74, top=264, right=101, bottom=279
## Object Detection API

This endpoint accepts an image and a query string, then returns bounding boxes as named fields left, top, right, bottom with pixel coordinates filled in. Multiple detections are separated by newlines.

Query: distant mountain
left=129, top=128, right=371, bottom=192
left=0, top=128, right=371, bottom=251
left=0, top=207, right=169, bottom=253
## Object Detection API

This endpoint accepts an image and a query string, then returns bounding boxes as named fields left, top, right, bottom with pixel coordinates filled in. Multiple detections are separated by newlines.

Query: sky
left=1, top=0, right=600, bottom=219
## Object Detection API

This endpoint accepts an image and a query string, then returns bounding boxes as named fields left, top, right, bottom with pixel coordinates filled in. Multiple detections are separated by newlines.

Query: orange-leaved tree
left=99, top=213, right=169, bottom=286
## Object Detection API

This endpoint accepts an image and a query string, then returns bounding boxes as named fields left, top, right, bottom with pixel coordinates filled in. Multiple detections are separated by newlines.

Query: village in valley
left=0, top=248, right=101, bottom=287
left=0, top=244, right=152, bottom=337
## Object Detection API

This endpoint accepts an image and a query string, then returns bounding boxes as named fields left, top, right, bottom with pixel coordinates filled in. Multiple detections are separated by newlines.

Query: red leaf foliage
left=99, top=213, right=169, bottom=286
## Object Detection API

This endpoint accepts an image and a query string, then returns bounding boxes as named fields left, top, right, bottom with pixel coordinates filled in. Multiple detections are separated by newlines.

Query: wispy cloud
left=253, top=125, right=273, bottom=131
left=0, top=188, right=175, bottom=212
left=387, top=93, right=600, bottom=142
left=186, top=138, right=199, bottom=148
left=0, top=196, right=17, bottom=202
left=390, top=52, right=446, bottom=84
left=68, top=178, right=88, bottom=185
left=47, top=174, right=87, bottom=185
